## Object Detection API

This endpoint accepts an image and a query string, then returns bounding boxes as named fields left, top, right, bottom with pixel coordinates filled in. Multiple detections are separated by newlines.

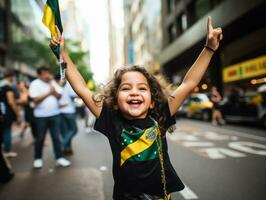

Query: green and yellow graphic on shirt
left=120, top=125, right=160, bottom=166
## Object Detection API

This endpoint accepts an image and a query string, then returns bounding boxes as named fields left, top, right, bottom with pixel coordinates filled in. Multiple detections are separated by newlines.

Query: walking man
left=29, top=66, right=70, bottom=168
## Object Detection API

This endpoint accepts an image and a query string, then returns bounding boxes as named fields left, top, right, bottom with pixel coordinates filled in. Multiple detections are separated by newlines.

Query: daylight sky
left=75, top=0, right=110, bottom=84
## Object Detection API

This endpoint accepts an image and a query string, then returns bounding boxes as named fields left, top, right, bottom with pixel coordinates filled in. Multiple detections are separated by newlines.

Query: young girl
left=50, top=16, right=222, bottom=200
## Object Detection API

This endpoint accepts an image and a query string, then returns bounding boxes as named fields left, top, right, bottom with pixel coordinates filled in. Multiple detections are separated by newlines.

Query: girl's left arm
left=168, top=16, right=223, bottom=116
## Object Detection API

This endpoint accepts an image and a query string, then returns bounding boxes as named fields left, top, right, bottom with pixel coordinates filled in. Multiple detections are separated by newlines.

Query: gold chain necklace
left=150, top=118, right=168, bottom=200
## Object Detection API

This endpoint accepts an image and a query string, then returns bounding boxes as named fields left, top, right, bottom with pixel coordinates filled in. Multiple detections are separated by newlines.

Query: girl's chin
left=123, top=110, right=148, bottom=119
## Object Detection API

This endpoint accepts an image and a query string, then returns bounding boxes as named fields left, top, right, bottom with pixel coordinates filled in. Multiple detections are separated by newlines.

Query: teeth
left=129, top=100, right=142, bottom=104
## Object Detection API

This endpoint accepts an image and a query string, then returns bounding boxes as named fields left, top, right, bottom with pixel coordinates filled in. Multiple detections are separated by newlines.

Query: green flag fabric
left=42, top=0, right=63, bottom=60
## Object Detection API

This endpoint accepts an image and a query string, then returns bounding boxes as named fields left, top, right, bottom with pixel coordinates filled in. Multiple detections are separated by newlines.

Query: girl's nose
left=129, top=88, right=139, bottom=96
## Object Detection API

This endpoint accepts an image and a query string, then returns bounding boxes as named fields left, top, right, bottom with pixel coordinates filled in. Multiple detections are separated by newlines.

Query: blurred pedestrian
left=0, top=122, right=15, bottom=183
left=0, top=73, right=15, bottom=183
left=16, top=81, right=37, bottom=141
left=51, top=16, right=222, bottom=199
left=55, top=75, right=78, bottom=155
left=29, top=66, right=70, bottom=168
left=0, top=69, right=21, bottom=158
left=211, top=86, right=225, bottom=125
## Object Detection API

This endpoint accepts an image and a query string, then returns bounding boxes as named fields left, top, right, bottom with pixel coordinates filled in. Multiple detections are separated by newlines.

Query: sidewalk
left=0, top=119, right=112, bottom=200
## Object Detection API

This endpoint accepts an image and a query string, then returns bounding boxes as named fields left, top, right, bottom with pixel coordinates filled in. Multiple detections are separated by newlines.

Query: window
left=167, top=0, right=175, bottom=14
left=167, top=23, right=177, bottom=43
left=176, top=15, right=182, bottom=36
left=175, top=13, right=187, bottom=36
left=181, top=13, right=188, bottom=31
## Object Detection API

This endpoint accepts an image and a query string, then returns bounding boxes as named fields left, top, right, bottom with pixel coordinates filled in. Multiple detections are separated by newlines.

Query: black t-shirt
left=0, top=84, right=16, bottom=125
left=0, top=84, right=16, bottom=126
left=94, top=102, right=185, bottom=198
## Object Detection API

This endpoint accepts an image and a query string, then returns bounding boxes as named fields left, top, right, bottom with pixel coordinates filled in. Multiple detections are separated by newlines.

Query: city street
left=1, top=0, right=265, bottom=200
left=0, top=118, right=265, bottom=200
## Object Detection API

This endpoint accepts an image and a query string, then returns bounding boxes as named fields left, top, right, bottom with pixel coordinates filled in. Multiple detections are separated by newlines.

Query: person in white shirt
left=29, top=66, right=70, bottom=168
left=57, top=76, right=78, bottom=155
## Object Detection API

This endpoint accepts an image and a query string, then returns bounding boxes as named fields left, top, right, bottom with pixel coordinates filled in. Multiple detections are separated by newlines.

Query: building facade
left=108, top=0, right=125, bottom=77
left=0, top=0, right=11, bottom=72
left=0, top=0, right=47, bottom=78
left=160, top=0, right=266, bottom=94
left=123, top=0, right=163, bottom=72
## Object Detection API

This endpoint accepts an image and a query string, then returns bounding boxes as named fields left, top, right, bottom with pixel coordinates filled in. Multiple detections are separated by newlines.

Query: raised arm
left=168, top=16, right=223, bottom=116
left=50, top=27, right=102, bottom=118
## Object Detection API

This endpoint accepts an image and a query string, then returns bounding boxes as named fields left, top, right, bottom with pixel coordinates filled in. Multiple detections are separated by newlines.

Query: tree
left=11, top=38, right=95, bottom=89
left=11, top=38, right=57, bottom=72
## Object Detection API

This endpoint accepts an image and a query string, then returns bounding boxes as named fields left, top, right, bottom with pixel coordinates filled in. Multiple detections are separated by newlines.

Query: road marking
left=204, top=131, right=231, bottom=141
left=199, top=148, right=246, bottom=159
left=182, top=142, right=214, bottom=147
left=168, top=133, right=199, bottom=141
left=229, top=142, right=266, bottom=155
left=180, top=184, right=198, bottom=199
left=222, top=129, right=266, bottom=142
left=99, top=166, right=108, bottom=171
left=177, top=119, right=266, bottom=142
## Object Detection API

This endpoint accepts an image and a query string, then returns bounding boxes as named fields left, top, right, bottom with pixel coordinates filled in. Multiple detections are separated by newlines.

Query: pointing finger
left=207, top=16, right=213, bottom=32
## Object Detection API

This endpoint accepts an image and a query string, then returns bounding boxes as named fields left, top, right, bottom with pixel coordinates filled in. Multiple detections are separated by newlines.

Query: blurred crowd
left=0, top=66, right=95, bottom=183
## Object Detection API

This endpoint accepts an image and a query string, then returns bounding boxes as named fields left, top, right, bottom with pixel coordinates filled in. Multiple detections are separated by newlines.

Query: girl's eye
left=121, top=87, right=130, bottom=91
left=139, top=87, right=147, bottom=91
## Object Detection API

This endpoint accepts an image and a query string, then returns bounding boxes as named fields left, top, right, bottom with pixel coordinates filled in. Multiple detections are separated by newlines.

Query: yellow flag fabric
left=42, top=4, right=57, bottom=37
left=42, top=0, right=63, bottom=59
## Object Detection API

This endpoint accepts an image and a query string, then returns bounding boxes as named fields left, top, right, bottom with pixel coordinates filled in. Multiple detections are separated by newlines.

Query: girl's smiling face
left=116, top=71, right=154, bottom=119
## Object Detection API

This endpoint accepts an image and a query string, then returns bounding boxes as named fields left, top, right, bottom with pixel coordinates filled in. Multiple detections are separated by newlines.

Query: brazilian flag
left=42, top=0, right=63, bottom=59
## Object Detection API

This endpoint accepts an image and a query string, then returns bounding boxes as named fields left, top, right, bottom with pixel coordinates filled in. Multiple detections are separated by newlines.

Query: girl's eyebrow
left=120, top=82, right=149, bottom=87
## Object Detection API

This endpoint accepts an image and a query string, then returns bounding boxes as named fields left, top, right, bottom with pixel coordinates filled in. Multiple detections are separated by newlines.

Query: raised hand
left=206, top=16, right=223, bottom=51
left=49, top=26, right=66, bottom=53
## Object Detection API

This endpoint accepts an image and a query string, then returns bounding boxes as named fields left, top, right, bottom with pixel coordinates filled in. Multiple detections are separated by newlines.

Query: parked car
left=178, top=93, right=213, bottom=121
left=220, top=91, right=266, bottom=128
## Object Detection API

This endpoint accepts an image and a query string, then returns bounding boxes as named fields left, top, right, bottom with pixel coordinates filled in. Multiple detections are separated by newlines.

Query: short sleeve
left=162, top=101, right=176, bottom=129
left=3, top=85, right=13, bottom=93
left=29, top=81, right=40, bottom=98
left=94, top=105, right=113, bottom=137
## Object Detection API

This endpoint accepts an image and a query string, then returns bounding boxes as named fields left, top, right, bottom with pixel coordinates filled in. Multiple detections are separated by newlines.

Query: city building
left=160, top=0, right=266, bottom=94
left=59, top=0, right=91, bottom=72
left=0, top=0, right=11, bottom=72
left=1, top=0, right=93, bottom=81
left=0, top=0, right=47, bottom=78
left=108, top=0, right=125, bottom=77
left=123, top=0, right=163, bottom=72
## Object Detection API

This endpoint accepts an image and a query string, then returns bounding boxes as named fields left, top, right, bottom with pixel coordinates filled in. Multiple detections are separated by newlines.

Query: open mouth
left=127, top=99, right=143, bottom=107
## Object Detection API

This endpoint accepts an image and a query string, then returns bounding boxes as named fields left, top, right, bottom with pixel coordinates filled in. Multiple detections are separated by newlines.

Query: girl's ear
left=150, top=101, right=155, bottom=109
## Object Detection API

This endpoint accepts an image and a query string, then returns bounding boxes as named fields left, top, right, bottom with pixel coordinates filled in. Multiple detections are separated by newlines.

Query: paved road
left=168, top=119, right=266, bottom=200
left=0, top=119, right=265, bottom=200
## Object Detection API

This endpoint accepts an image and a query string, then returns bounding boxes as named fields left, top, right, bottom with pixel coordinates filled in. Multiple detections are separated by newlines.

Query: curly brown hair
left=93, top=65, right=169, bottom=131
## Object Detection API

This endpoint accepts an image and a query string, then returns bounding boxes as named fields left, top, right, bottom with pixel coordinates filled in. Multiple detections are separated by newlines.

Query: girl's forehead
left=120, top=71, right=148, bottom=84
